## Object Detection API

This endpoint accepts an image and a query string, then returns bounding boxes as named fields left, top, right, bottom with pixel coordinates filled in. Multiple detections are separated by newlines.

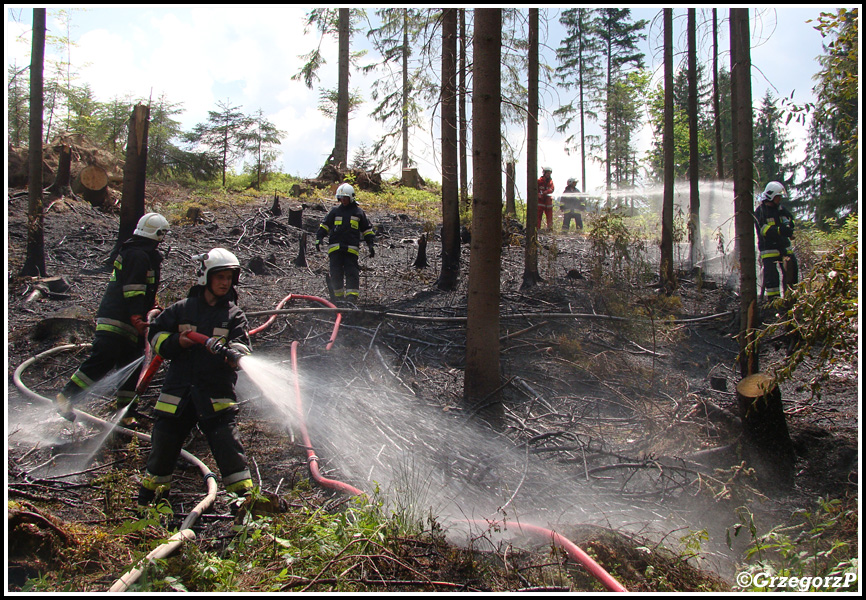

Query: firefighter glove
left=130, top=314, right=148, bottom=337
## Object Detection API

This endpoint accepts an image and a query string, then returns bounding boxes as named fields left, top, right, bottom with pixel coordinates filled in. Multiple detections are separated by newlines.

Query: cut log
left=736, top=372, right=795, bottom=487
left=72, top=165, right=109, bottom=206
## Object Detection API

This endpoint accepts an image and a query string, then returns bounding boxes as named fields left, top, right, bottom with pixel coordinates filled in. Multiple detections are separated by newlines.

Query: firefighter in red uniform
left=537, top=167, right=555, bottom=230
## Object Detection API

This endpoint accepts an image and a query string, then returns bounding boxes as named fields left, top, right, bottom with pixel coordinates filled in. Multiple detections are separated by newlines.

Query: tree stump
left=294, top=232, right=308, bottom=267
left=270, top=191, right=282, bottom=216
left=401, top=168, right=423, bottom=189
left=736, top=372, right=795, bottom=487
left=72, top=165, right=109, bottom=206
left=46, top=143, right=75, bottom=198
left=288, top=205, right=305, bottom=229
left=413, top=233, right=429, bottom=268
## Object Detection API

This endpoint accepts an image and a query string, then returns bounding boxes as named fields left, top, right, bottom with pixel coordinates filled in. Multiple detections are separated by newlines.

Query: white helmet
left=134, top=212, right=169, bottom=241
left=542, top=166, right=553, bottom=174
left=763, top=181, right=787, bottom=203
left=194, top=248, right=241, bottom=287
left=567, top=177, right=577, bottom=186
left=336, top=183, right=355, bottom=201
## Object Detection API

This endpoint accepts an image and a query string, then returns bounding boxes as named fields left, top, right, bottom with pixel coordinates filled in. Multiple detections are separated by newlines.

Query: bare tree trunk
left=659, top=9, right=676, bottom=293
left=730, top=8, right=759, bottom=377
left=437, top=8, right=460, bottom=291
left=334, top=8, right=350, bottom=169
left=458, top=9, right=469, bottom=208
left=687, top=9, right=702, bottom=270
left=401, top=8, right=410, bottom=171
left=110, top=103, right=150, bottom=265
left=712, top=9, right=725, bottom=180
left=465, top=8, right=503, bottom=425
left=505, top=162, right=516, bottom=216
left=522, top=8, right=541, bottom=290
left=21, top=8, right=47, bottom=278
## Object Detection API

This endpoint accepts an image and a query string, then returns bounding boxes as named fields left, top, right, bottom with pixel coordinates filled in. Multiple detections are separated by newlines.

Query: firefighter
left=55, top=212, right=168, bottom=425
left=137, top=248, right=253, bottom=509
left=560, top=177, right=584, bottom=232
left=537, top=167, right=555, bottom=230
left=754, top=181, right=798, bottom=300
left=315, top=183, right=376, bottom=305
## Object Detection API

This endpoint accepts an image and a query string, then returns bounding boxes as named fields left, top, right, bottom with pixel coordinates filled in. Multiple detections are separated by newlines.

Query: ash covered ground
left=6, top=185, right=858, bottom=588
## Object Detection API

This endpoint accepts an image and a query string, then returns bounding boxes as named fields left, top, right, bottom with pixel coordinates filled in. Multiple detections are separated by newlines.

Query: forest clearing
left=6, top=168, right=858, bottom=593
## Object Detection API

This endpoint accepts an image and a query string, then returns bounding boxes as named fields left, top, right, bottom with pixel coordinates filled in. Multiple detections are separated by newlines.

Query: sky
left=5, top=6, right=834, bottom=197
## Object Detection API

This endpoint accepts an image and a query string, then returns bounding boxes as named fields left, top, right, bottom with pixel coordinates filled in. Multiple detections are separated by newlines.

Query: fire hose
left=13, top=296, right=626, bottom=592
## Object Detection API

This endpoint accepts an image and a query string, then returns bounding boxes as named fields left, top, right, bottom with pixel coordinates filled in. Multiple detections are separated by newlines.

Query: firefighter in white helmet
left=138, top=248, right=253, bottom=510
left=754, top=181, right=798, bottom=300
left=315, top=183, right=376, bottom=304
left=55, top=212, right=168, bottom=424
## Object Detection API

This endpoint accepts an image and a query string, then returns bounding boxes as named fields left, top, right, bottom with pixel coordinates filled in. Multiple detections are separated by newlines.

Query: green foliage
left=585, top=209, right=650, bottom=284
left=752, top=234, right=858, bottom=398
left=361, top=184, right=441, bottom=222
left=732, top=498, right=858, bottom=591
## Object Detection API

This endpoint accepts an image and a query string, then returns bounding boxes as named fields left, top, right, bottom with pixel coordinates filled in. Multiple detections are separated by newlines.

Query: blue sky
left=6, top=6, right=833, bottom=195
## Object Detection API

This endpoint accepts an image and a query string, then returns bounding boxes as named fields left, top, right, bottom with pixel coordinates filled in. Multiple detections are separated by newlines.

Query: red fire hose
left=131, top=295, right=626, bottom=591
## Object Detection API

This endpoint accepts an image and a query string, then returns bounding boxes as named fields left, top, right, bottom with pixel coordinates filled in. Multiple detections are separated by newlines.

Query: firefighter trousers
left=328, top=250, right=360, bottom=301
left=61, top=330, right=144, bottom=408
left=138, top=403, right=252, bottom=504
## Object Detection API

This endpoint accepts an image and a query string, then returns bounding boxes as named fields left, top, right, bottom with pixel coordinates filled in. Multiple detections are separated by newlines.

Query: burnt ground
left=5, top=183, right=859, bottom=592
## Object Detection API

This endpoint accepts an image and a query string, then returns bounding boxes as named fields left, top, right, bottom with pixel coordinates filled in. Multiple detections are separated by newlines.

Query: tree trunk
left=72, top=165, right=109, bottom=206
left=21, top=8, right=47, bottom=278
left=437, top=8, right=460, bottom=291
left=521, top=8, right=541, bottom=290
left=458, top=9, right=469, bottom=208
left=687, top=9, right=702, bottom=270
left=712, top=9, right=725, bottom=180
left=401, top=8, right=410, bottom=171
left=736, top=373, right=795, bottom=487
left=659, top=9, right=675, bottom=293
left=505, top=161, right=516, bottom=216
left=333, top=8, right=350, bottom=169
left=110, top=103, right=150, bottom=265
left=730, top=8, right=758, bottom=377
left=464, top=8, right=503, bottom=425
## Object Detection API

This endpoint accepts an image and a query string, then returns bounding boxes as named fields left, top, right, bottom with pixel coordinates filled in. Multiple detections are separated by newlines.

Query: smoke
left=237, top=351, right=743, bottom=575
left=599, top=180, right=739, bottom=284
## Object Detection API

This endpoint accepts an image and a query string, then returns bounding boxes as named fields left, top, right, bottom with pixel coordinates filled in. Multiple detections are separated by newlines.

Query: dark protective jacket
left=316, top=201, right=375, bottom=256
left=559, top=186, right=583, bottom=212
left=754, top=200, right=795, bottom=260
left=148, top=286, right=251, bottom=419
left=95, top=236, right=163, bottom=343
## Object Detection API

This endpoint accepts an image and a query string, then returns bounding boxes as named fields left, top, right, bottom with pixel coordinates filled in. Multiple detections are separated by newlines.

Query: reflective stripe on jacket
left=96, top=236, right=163, bottom=338
left=316, top=201, right=375, bottom=254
